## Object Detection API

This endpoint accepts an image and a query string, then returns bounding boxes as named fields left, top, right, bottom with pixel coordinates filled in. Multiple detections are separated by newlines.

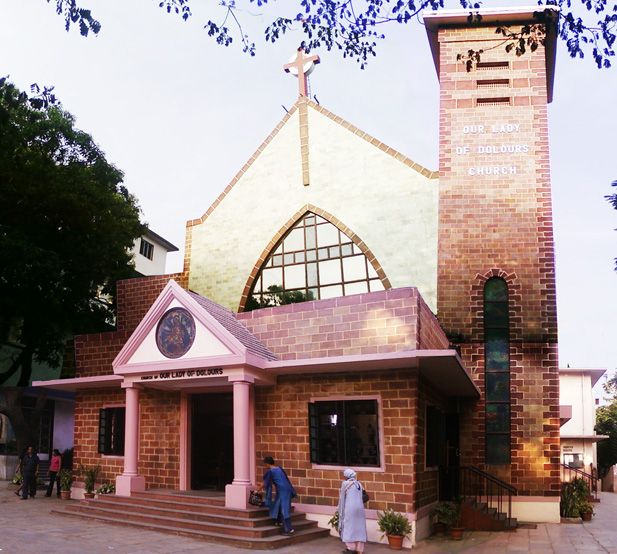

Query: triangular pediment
left=113, top=280, right=248, bottom=375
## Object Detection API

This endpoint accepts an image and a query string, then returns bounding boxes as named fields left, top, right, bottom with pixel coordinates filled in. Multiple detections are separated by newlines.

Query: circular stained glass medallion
left=155, top=307, right=196, bottom=359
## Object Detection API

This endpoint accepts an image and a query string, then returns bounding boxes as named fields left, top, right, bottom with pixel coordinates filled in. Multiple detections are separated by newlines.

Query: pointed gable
left=113, top=280, right=275, bottom=375
left=187, top=97, right=439, bottom=313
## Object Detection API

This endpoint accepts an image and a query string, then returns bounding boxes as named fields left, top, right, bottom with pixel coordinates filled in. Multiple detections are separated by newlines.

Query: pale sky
left=1, top=0, right=615, bottom=389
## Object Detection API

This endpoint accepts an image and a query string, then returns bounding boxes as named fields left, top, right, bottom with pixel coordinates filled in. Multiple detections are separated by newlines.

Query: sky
left=0, top=0, right=615, bottom=390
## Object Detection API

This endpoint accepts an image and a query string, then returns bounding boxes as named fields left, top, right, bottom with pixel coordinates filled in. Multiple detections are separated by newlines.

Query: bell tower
left=424, top=7, right=561, bottom=511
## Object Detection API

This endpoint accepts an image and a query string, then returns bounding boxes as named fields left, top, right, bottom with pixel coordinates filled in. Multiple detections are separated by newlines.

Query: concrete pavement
left=1, top=483, right=616, bottom=553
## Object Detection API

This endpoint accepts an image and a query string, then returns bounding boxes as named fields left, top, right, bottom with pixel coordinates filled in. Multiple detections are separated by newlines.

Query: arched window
left=245, top=212, right=384, bottom=311
left=484, top=277, right=511, bottom=465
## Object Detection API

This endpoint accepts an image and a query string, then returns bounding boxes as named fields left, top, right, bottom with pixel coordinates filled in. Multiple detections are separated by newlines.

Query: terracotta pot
left=60, top=490, right=71, bottom=500
left=450, top=527, right=464, bottom=540
left=386, top=534, right=404, bottom=550
left=581, top=511, right=593, bottom=522
left=83, top=492, right=95, bottom=499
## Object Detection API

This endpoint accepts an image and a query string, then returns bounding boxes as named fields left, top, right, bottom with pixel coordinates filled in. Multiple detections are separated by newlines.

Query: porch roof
left=34, top=348, right=479, bottom=398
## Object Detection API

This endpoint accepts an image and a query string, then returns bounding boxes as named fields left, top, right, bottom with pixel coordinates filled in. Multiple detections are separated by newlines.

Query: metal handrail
left=458, top=466, right=517, bottom=525
left=561, top=463, right=598, bottom=500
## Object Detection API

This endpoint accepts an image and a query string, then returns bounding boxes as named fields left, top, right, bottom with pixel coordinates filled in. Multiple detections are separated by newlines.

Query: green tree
left=596, top=375, right=617, bottom=479
left=0, top=78, right=144, bottom=386
left=43, top=0, right=616, bottom=68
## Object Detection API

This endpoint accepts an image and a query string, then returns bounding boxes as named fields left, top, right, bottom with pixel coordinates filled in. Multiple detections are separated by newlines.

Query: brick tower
left=425, top=8, right=561, bottom=507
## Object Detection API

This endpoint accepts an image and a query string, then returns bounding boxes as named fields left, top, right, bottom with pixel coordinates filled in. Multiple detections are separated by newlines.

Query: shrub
left=377, top=509, right=412, bottom=537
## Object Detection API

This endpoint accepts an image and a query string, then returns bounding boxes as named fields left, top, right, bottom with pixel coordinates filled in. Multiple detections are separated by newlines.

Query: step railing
left=561, top=463, right=598, bottom=501
left=459, top=466, right=517, bottom=524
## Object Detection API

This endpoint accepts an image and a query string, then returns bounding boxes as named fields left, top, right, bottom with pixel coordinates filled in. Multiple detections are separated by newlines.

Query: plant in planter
left=578, top=500, right=594, bottom=522
left=327, top=510, right=340, bottom=531
left=96, top=482, right=115, bottom=495
left=430, top=501, right=458, bottom=535
left=58, top=469, right=73, bottom=499
left=79, top=464, right=101, bottom=498
left=447, top=501, right=464, bottom=540
left=377, top=509, right=412, bottom=550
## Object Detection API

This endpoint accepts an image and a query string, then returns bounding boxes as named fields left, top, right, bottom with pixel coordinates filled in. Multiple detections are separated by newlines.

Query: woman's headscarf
left=343, top=468, right=357, bottom=479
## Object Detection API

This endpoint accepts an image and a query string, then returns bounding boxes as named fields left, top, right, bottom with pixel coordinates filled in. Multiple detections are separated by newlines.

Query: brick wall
left=239, top=287, right=448, bottom=359
left=73, top=389, right=181, bottom=489
left=74, top=273, right=188, bottom=378
left=254, top=370, right=419, bottom=513
left=435, top=19, right=559, bottom=496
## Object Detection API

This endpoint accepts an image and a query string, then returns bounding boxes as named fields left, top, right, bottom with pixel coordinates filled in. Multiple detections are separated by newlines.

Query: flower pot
left=450, top=526, right=464, bottom=540
left=83, top=491, right=95, bottom=499
left=386, top=534, right=404, bottom=550
left=581, top=510, right=593, bottom=522
left=60, top=490, right=71, bottom=500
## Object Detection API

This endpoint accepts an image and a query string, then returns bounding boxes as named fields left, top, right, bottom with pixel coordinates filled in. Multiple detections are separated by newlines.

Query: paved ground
left=0, top=483, right=616, bottom=553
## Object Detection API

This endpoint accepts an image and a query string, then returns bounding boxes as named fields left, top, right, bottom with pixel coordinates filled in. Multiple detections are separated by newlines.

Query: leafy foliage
left=596, top=381, right=617, bottom=478
left=560, top=477, right=590, bottom=518
left=430, top=501, right=459, bottom=526
left=78, top=464, right=102, bottom=493
left=58, top=468, right=73, bottom=491
left=244, top=285, right=314, bottom=311
left=42, top=0, right=616, bottom=69
left=0, top=78, right=144, bottom=386
left=377, top=508, right=413, bottom=537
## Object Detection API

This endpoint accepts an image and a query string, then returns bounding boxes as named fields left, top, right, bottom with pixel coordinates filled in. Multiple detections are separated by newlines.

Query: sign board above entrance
left=139, top=368, right=224, bottom=382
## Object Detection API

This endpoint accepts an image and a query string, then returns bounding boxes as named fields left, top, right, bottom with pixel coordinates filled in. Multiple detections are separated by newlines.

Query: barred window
left=98, top=407, right=125, bottom=455
left=309, top=399, right=380, bottom=467
left=139, top=239, right=154, bottom=260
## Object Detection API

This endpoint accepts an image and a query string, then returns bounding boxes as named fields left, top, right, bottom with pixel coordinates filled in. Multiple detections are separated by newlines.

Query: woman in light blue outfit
left=261, top=456, right=296, bottom=535
left=338, top=468, right=367, bottom=554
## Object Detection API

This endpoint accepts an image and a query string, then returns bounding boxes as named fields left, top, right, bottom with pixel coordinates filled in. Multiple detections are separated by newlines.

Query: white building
left=560, top=368, right=608, bottom=473
left=131, top=229, right=179, bottom=276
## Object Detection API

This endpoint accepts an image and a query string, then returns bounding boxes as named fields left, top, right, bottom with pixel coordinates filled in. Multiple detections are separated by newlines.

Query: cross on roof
left=283, top=47, right=320, bottom=97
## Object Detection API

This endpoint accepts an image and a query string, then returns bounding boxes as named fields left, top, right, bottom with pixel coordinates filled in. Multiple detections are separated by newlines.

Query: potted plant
left=578, top=500, right=593, bottom=522
left=447, top=500, right=464, bottom=540
left=58, top=469, right=73, bottom=499
left=95, top=482, right=115, bottom=495
left=377, top=509, right=412, bottom=550
left=430, top=501, right=458, bottom=535
left=79, top=464, right=101, bottom=499
left=328, top=510, right=339, bottom=531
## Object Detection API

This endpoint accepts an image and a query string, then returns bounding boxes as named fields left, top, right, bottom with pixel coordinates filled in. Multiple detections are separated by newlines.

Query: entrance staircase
left=443, top=466, right=518, bottom=532
left=51, top=490, right=329, bottom=549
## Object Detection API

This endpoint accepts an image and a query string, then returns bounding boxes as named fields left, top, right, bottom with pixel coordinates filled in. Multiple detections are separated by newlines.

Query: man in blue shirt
left=21, top=446, right=40, bottom=500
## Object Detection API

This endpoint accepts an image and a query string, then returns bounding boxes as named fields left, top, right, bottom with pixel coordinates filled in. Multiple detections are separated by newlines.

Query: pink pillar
left=116, top=383, right=145, bottom=496
left=225, top=377, right=254, bottom=508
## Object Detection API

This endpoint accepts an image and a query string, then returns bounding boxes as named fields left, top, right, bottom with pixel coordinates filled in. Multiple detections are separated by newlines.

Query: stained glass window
left=245, top=212, right=384, bottom=310
left=484, top=277, right=511, bottom=465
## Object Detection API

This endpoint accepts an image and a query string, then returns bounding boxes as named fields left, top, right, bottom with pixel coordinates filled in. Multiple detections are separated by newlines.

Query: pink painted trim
left=180, top=393, right=189, bottom=491
left=265, top=349, right=457, bottom=371
left=113, top=280, right=248, bottom=371
left=32, top=375, right=122, bottom=391
left=115, top=354, right=247, bottom=375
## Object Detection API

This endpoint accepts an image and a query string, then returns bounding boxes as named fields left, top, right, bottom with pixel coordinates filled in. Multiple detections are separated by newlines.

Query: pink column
left=116, top=383, right=145, bottom=496
left=225, top=377, right=254, bottom=508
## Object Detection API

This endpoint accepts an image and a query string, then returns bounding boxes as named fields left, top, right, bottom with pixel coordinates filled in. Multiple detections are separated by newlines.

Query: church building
left=36, top=6, right=565, bottom=546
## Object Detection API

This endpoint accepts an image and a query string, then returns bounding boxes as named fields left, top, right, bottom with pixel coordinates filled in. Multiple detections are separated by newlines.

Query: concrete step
left=52, top=507, right=330, bottom=549
left=61, top=502, right=317, bottom=538
left=83, top=497, right=286, bottom=527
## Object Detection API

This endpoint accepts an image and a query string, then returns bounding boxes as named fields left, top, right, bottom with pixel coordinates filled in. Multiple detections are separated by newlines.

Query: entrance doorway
left=439, top=413, right=460, bottom=501
left=191, top=393, right=234, bottom=490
